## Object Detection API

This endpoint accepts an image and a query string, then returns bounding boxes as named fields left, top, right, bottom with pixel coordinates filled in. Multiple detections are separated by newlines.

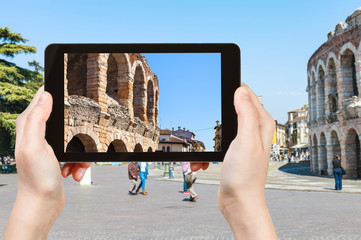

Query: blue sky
left=1, top=1, right=360, bottom=126
left=142, top=53, right=221, bottom=150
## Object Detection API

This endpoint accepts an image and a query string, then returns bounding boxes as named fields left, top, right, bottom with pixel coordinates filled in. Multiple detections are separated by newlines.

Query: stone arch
left=133, top=62, right=147, bottom=121
left=340, top=48, right=358, bottom=97
left=67, top=53, right=88, bottom=97
left=312, top=134, right=318, bottom=173
left=319, top=132, right=327, bottom=174
left=147, top=147, right=153, bottom=152
left=134, top=143, right=143, bottom=152
left=327, top=57, right=338, bottom=114
left=66, top=133, right=98, bottom=152
left=316, top=59, right=326, bottom=75
left=326, top=52, right=340, bottom=69
left=106, top=54, right=119, bottom=103
left=311, top=71, right=317, bottom=121
left=106, top=53, right=132, bottom=107
left=65, top=127, right=100, bottom=152
left=311, top=69, right=316, bottom=85
left=146, top=79, right=155, bottom=125
left=330, top=130, right=341, bottom=159
left=345, top=128, right=361, bottom=178
left=340, top=42, right=357, bottom=57
left=155, top=90, right=159, bottom=126
left=317, top=65, right=325, bottom=120
left=107, top=139, right=128, bottom=152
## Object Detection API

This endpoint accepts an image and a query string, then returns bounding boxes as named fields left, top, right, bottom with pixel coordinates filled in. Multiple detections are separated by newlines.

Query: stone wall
left=307, top=7, right=361, bottom=178
left=64, top=53, right=160, bottom=153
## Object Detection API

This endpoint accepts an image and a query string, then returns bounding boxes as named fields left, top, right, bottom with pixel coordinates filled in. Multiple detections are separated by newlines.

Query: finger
left=15, top=86, right=45, bottom=152
left=61, top=163, right=76, bottom=178
left=234, top=86, right=261, bottom=143
left=71, top=164, right=88, bottom=182
left=21, top=91, right=53, bottom=150
left=201, top=162, right=209, bottom=170
left=242, top=83, right=275, bottom=150
left=190, top=163, right=209, bottom=171
left=190, top=163, right=203, bottom=172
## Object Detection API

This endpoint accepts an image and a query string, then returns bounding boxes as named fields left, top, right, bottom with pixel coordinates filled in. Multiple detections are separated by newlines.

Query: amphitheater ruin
left=64, top=53, right=160, bottom=153
left=307, top=7, right=361, bottom=178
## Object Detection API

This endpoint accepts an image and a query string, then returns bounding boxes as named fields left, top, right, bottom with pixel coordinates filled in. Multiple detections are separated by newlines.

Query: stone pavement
left=2, top=164, right=361, bottom=239
left=152, top=161, right=361, bottom=193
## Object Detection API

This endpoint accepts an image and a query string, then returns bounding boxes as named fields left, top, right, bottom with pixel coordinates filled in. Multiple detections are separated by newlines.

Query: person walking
left=128, top=162, right=139, bottom=194
left=185, top=163, right=199, bottom=201
left=181, top=162, right=190, bottom=194
left=332, top=155, right=343, bottom=190
left=136, top=162, right=149, bottom=195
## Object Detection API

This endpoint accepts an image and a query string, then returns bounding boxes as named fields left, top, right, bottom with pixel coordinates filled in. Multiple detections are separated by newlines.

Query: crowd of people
left=270, top=151, right=309, bottom=163
left=128, top=161, right=199, bottom=201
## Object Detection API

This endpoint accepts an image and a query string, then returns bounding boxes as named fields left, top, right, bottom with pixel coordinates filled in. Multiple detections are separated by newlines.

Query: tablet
left=45, top=43, right=240, bottom=162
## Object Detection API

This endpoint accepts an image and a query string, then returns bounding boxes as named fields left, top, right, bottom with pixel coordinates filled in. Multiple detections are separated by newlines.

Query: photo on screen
left=64, top=53, right=221, bottom=153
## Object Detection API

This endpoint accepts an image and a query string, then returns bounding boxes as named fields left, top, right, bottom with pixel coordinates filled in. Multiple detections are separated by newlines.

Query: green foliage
left=0, top=27, right=43, bottom=157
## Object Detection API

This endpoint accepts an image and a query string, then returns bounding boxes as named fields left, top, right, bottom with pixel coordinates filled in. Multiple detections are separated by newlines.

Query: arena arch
left=345, top=128, right=361, bottom=178
left=317, top=65, right=325, bottom=120
left=312, top=134, right=319, bottom=173
left=326, top=52, right=339, bottom=69
left=319, top=132, right=327, bottom=174
left=340, top=48, right=358, bottom=98
left=155, top=90, right=159, bottom=125
left=106, top=54, right=119, bottom=103
left=107, top=139, right=128, bottom=152
left=134, top=143, right=143, bottom=152
left=66, top=133, right=98, bottom=152
left=147, top=147, right=153, bottom=152
left=327, top=57, right=338, bottom=114
left=316, top=59, right=326, bottom=75
left=67, top=53, right=88, bottom=97
left=147, top=79, right=155, bottom=125
left=133, top=63, right=147, bottom=121
left=330, top=130, right=341, bottom=159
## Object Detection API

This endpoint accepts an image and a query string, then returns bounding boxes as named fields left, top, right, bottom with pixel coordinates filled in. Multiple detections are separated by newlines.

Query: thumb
left=234, top=86, right=260, bottom=141
left=22, top=91, right=53, bottom=148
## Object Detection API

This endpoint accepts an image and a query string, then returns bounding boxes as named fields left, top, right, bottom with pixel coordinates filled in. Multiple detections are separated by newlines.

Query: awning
left=290, top=143, right=309, bottom=149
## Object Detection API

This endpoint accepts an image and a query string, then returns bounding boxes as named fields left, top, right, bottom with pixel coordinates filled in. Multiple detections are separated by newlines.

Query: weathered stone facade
left=64, top=53, right=160, bottom=153
left=307, top=8, right=361, bottom=178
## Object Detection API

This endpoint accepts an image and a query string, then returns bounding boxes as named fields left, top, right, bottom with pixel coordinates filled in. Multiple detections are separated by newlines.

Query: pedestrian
left=184, top=162, right=199, bottom=201
left=332, top=155, right=343, bottom=190
left=181, top=162, right=190, bottom=194
left=136, top=162, right=149, bottom=195
left=128, top=162, right=139, bottom=194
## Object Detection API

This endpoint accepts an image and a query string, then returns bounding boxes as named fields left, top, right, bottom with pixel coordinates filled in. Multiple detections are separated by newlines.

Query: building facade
left=158, top=127, right=205, bottom=152
left=307, top=7, right=361, bottom=177
left=64, top=53, right=160, bottom=153
left=286, top=106, right=309, bottom=151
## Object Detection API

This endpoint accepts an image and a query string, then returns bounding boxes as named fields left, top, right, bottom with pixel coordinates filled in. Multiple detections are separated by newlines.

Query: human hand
left=5, top=87, right=90, bottom=240
left=216, top=83, right=277, bottom=239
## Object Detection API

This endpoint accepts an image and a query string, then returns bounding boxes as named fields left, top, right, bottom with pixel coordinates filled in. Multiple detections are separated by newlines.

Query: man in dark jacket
left=128, top=162, right=139, bottom=194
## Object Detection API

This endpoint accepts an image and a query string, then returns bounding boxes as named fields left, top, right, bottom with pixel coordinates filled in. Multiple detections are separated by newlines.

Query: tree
left=0, top=27, right=43, bottom=158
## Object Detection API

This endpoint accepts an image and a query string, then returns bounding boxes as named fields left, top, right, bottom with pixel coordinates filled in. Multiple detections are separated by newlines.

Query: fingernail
left=238, top=87, right=250, bottom=100
left=80, top=168, right=87, bottom=178
left=38, top=92, right=48, bottom=105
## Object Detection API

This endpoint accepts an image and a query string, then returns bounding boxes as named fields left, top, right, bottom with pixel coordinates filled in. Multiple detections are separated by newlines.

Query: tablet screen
left=64, top=53, right=221, bottom=153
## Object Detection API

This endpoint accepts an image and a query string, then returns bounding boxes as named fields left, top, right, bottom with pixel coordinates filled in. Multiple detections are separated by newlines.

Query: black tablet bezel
left=45, top=43, right=240, bottom=162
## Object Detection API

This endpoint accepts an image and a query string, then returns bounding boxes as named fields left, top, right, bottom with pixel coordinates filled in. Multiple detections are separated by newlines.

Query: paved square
left=1, top=164, right=361, bottom=239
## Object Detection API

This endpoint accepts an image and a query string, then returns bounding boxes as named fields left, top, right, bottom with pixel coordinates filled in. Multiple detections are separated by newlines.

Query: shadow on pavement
left=278, top=161, right=324, bottom=177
